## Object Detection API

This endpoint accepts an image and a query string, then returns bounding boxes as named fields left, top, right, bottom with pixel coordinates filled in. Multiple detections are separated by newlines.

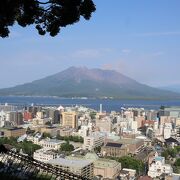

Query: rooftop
left=48, top=158, right=92, bottom=168
left=155, top=156, right=164, bottom=162
left=95, top=158, right=120, bottom=168
left=105, top=142, right=123, bottom=148
left=67, top=153, right=120, bottom=168
left=116, top=138, right=143, bottom=145
left=42, top=138, right=64, bottom=144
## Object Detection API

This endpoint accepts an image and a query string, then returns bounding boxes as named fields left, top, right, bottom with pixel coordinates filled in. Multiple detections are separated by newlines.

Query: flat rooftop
left=105, top=142, right=123, bottom=148
left=48, top=158, right=92, bottom=168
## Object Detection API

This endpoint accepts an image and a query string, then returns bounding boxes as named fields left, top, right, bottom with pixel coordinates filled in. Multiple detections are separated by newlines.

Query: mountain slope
left=0, top=66, right=180, bottom=99
left=158, top=84, right=180, bottom=93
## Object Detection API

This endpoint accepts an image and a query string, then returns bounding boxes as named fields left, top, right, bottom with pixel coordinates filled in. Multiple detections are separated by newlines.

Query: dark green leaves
left=0, top=0, right=96, bottom=38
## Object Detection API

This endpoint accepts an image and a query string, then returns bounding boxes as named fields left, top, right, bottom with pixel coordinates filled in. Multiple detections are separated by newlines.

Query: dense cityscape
left=0, top=102, right=179, bottom=179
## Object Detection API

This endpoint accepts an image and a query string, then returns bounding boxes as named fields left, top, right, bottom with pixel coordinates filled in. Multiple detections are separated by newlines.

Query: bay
left=0, top=96, right=180, bottom=112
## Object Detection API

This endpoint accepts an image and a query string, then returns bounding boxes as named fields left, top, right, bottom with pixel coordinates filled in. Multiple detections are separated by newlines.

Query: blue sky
left=1, top=0, right=180, bottom=88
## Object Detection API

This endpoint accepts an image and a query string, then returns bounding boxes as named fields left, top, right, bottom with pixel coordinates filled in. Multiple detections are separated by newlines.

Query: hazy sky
left=1, top=0, right=180, bottom=88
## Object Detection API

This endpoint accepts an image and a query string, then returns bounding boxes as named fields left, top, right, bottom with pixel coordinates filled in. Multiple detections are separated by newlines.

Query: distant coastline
left=1, top=96, right=180, bottom=112
left=1, top=95, right=180, bottom=101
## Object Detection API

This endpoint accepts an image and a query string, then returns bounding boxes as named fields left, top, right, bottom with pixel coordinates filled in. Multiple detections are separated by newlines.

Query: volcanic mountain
left=0, top=66, right=179, bottom=99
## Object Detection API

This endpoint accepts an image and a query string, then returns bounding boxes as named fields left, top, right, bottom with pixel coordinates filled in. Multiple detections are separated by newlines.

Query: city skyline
left=1, top=0, right=180, bottom=88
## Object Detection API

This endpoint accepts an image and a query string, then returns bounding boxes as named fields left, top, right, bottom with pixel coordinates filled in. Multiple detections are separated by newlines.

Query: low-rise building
left=48, top=158, right=94, bottom=179
left=3, top=127, right=26, bottom=138
left=114, top=138, right=144, bottom=154
left=67, top=152, right=121, bottom=179
left=33, top=149, right=58, bottom=162
left=39, top=138, right=65, bottom=150
left=148, top=153, right=173, bottom=178
left=101, top=142, right=128, bottom=157
left=32, top=118, right=51, bottom=126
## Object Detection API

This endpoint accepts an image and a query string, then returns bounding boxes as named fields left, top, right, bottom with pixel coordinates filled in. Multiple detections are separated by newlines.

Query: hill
left=0, top=66, right=179, bottom=99
left=158, top=84, right=180, bottom=93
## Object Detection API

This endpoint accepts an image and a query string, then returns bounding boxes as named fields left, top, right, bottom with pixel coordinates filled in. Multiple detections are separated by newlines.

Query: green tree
left=56, top=135, right=84, bottom=143
left=42, top=132, right=52, bottom=138
left=109, top=156, right=144, bottom=175
left=161, top=151, right=169, bottom=159
left=174, top=158, right=180, bottom=173
left=0, top=137, right=41, bottom=156
left=56, top=134, right=64, bottom=140
left=0, top=0, right=96, bottom=38
left=167, top=148, right=177, bottom=158
left=20, top=140, right=41, bottom=155
left=90, top=111, right=96, bottom=120
left=174, top=158, right=180, bottom=166
left=60, top=141, right=74, bottom=152
left=94, top=146, right=101, bottom=153
left=174, top=146, right=180, bottom=152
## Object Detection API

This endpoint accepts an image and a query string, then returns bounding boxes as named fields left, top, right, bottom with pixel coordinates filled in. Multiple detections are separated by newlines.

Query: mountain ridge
left=0, top=66, right=180, bottom=100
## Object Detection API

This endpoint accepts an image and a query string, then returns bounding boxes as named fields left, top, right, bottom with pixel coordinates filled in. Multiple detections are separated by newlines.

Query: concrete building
left=0, top=110, right=7, bottom=127
left=101, top=142, right=128, bottom=157
left=3, top=127, right=26, bottom=138
left=48, top=158, right=94, bottom=179
left=116, top=138, right=144, bottom=154
left=164, top=107, right=180, bottom=118
left=67, top=153, right=121, bottom=179
left=39, top=138, right=64, bottom=150
left=92, top=156, right=121, bottom=179
left=48, top=109, right=60, bottom=124
left=61, top=111, right=78, bottom=129
left=23, top=111, right=33, bottom=121
left=164, top=123, right=172, bottom=139
left=59, top=128, right=74, bottom=137
left=9, top=111, right=23, bottom=126
left=96, top=117, right=112, bottom=133
left=148, top=153, right=173, bottom=178
left=0, top=104, right=16, bottom=112
left=83, top=132, right=105, bottom=150
left=32, top=118, right=51, bottom=126
left=33, top=149, right=59, bottom=162
left=78, top=125, right=89, bottom=137
left=40, top=126, right=59, bottom=137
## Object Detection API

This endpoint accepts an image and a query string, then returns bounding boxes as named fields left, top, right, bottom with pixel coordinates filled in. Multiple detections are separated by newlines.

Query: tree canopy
left=60, top=141, right=74, bottom=152
left=108, top=156, right=145, bottom=175
left=0, top=0, right=96, bottom=38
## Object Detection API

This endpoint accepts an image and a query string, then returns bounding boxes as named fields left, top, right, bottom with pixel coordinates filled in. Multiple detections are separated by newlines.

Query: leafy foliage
left=174, top=158, right=180, bottom=173
left=0, top=0, right=96, bottom=38
left=108, top=156, right=145, bottom=174
left=174, top=158, right=180, bottom=166
left=161, top=147, right=178, bottom=159
left=90, top=111, right=96, bottom=120
left=42, top=132, right=52, bottom=138
left=0, top=137, right=41, bottom=155
left=94, top=146, right=101, bottom=153
left=60, top=141, right=74, bottom=152
left=56, top=134, right=83, bottom=143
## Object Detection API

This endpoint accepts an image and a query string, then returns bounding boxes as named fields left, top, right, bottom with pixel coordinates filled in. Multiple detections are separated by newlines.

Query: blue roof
left=155, top=156, right=164, bottom=162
